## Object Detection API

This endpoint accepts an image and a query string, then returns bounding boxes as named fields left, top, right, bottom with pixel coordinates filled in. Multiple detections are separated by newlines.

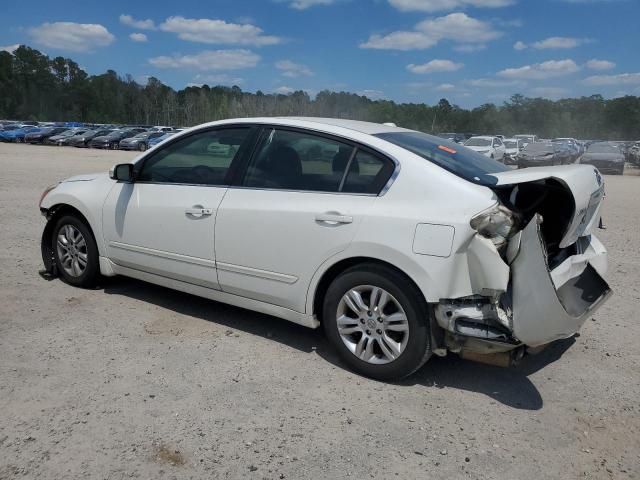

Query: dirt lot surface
left=0, top=142, right=638, bottom=479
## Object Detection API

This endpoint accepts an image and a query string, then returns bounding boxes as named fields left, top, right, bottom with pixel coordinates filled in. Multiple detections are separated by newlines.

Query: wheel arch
left=41, top=203, right=99, bottom=275
left=309, top=256, right=430, bottom=324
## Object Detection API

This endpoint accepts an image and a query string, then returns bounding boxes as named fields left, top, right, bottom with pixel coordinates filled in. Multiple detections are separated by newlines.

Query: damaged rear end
left=435, top=165, right=611, bottom=365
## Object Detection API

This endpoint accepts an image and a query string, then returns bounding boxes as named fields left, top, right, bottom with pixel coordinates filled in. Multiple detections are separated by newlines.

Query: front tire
left=52, top=215, right=100, bottom=288
left=138, top=142, right=146, bottom=151
left=323, top=264, right=431, bottom=380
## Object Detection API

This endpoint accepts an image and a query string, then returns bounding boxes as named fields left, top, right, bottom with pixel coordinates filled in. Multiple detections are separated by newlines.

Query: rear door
left=102, top=126, right=255, bottom=289
left=214, top=127, right=396, bottom=312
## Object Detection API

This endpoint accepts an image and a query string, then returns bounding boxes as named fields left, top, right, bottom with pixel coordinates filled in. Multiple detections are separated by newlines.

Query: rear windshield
left=375, top=131, right=508, bottom=186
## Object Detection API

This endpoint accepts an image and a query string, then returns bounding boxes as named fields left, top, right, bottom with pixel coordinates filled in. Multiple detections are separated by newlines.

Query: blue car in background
left=0, top=126, right=41, bottom=142
left=147, top=131, right=179, bottom=148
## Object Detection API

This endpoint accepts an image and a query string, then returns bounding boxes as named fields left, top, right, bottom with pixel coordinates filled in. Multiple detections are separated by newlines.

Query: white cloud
left=582, top=73, right=640, bottom=86
left=465, top=78, right=525, bottom=88
left=119, top=14, right=156, bottom=30
left=586, top=59, right=616, bottom=70
left=159, top=16, right=281, bottom=46
left=275, top=60, right=314, bottom=77
left=531, top=36, right=591, bottom=49
left=193, top=73, right=245, bottom=85
left=1, top=44, right=20, bottom=53
left=453, top=44, right=486, bottom=52
left=279, top=0, right=336, bottom=9
left=407, top=59, right=463, bottom=74
left=528, top=87, right=569, bottom=99
left=358, top=89, right=385, bottom=99
left=435, top=83, right=456, bottom=91
left=388, top=0, right=514, bottom=12
left=360, top=13, right=501, bottom=50
left=513, top=41, right=527, bottom=50
left=498, top=59, right=580, bottom=79
left=129, top=33, right=148, bottom=42
left=149, top=49, right=260, bottom=71
left=28, top=22, right=114, bottom=52
left=275, top=86, right=295, bottom=94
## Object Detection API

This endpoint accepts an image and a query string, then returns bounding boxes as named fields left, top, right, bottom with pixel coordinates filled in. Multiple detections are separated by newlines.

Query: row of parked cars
left=0, top=121, right=183, bottom=151
left=438, top=132, right=635, bottom=174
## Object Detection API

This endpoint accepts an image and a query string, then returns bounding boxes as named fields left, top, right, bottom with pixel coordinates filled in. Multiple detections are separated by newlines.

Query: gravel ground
left=0, top=142, right=638, bottom=480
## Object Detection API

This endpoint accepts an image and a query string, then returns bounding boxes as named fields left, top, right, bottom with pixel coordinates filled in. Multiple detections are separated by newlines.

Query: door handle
left=315, top=213, right=353, bottom=224
left=185, top=207, right=213, bottom=217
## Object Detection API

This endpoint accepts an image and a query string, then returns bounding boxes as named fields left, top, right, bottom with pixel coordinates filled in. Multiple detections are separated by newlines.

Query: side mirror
left=109, top=163, right=134, bottom=182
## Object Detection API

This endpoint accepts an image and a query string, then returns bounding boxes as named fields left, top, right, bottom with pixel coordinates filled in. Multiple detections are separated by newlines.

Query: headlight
left=470, top=204, right=516, bottom=250
left=39, top=183, right=59, bottom=208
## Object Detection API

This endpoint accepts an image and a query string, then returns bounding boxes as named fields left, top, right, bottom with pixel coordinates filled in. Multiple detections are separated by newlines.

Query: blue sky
left=1, top=0, right=638, bottom=107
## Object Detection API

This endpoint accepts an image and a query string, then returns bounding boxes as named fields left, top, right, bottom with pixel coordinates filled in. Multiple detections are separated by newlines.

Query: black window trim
left=229, top=124, right=398, bottom=196
left=132, top=124, right=260, bottom=188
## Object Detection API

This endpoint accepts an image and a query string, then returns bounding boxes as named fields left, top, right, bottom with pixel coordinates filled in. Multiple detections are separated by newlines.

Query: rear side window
left=138, top=128, right=250, bottom=185
left=242, top=129, right=355, bottom=192
left=342, top=150, right=392, bottom=194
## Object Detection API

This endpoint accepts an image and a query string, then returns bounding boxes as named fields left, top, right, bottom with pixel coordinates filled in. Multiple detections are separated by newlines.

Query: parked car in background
left=24, top=127, right=69, bottom=144
left=67, top=129, right=114, bottom=148
left=502, top=138, right=524, bottom=166
left=0, top=126, right=40, bottom=142
left=464, top=136, right=506, bottom=160
left=118, top=131, right=165, bottom=151
left=437, top=133, right=467, bottom=144
left=147, top=131, right=182, bottom=148
left=46, top=128, right=89, bottom=146
left=517, top=141, right=572, bottom=168
left=514, top=134, right=538, bottom=146
left=628, top=142, right=640, bottom=166
left=580, top=141, right=625, bottom=175
left=89, top=129, right=138, bottom=149
left=552, top=138, right=581, bottom=162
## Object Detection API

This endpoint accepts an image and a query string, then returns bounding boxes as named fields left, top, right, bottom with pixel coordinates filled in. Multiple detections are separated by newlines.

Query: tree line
left=1, top=45, right=639, bottom=140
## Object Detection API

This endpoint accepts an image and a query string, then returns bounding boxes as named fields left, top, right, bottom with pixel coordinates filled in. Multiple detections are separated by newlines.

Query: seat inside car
left=332, top=148, right=359, bottom=176
left=261, top=144, right=303, bottom=189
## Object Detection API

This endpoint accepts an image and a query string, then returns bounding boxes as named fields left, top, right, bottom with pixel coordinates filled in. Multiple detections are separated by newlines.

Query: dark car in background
left=118, top=131, right=165, bottom=151
left=46, top=128, right=89, bottom=145
left=517, top=141, right=572, bottom=168
left=552, top=138, right=581, bottom=162
left=437, top=132, right=467, bottom=144
left=24, top=127, right=69, bottom=144
left=580, top=141, right=625, bottom=175
left=67, top=129, right=114, bottom=147
left=88, top=129, right=139, bottom=149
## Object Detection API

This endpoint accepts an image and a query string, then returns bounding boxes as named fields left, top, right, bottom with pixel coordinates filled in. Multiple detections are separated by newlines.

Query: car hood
left=488, top=165, right=605, bottom=248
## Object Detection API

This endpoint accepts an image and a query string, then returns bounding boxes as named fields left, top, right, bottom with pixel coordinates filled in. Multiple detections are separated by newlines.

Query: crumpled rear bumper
left=511, top=214, right=611, bottom=346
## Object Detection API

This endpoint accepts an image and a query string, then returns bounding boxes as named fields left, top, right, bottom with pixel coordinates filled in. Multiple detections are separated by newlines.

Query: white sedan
left=464, top=135, right=506, bottom=160
left=39, top=117, right=611, bottom=380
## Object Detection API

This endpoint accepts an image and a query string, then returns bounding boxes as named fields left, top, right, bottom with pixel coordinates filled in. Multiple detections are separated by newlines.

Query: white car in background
left=39, top=117, right=611, bottom=380
left=464, top=136, right=506, bottom=160
left=503, top=138, right=524, bottom=165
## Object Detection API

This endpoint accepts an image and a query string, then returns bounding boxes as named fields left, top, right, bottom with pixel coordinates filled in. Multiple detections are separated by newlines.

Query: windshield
left=464, top=137, right=491, bottom=147
left=587, top=143, right=619, bottom=154
left=376, top=131, right=508, bottom=186
left=504, top=140, right=518, bottom=148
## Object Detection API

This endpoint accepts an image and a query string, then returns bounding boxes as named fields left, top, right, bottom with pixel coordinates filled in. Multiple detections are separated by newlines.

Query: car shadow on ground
left=102, top=276, right=575, bottom=411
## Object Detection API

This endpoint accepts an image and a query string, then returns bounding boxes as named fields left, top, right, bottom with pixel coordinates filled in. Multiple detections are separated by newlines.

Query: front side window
left=138, top=128, right=250, bottom=185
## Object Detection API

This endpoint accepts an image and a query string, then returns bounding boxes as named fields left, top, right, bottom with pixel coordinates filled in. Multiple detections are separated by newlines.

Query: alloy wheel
left=336, top=285, right=410, bottom=364
left=56, top=224, right=88, bottom=277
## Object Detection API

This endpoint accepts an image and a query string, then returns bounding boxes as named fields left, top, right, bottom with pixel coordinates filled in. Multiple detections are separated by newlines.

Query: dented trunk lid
left=488, top=165, right=605, bottom=248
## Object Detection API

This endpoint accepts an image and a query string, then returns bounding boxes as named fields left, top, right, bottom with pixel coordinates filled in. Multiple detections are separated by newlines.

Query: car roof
left=196, top=116, right=412, bottom=136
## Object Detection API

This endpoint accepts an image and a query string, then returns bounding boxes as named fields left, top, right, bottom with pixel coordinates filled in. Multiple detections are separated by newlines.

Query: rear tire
left=138, top=142, right=146, bottom=151
left=52, top=215, right=100, bottom=288
left=323, top=264, right=431, bottom=380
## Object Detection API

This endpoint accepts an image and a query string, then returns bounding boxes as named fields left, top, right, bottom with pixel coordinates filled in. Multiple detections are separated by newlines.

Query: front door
left=102, top=126, right=254, bottom=289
